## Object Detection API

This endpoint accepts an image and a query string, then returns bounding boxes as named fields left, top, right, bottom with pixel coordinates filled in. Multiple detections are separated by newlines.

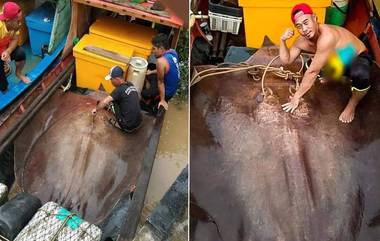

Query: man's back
left=162, top=49, right=180, bottom=98
left=110, top=82, right=142, bottom=128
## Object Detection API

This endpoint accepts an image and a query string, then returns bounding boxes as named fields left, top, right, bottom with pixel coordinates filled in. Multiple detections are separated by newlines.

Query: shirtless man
left=280, top=3, right=371, bottom=123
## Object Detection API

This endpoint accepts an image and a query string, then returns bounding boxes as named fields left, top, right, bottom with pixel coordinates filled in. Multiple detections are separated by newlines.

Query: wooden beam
left=84, top=45, right=131, bottom=63
left=106, top=0, right=171, bottom=18
left=73, top=0, right=182, bottom=28
left=62, top=1, right=79, bottom=58
left=171, top=28, right=181, bottom=49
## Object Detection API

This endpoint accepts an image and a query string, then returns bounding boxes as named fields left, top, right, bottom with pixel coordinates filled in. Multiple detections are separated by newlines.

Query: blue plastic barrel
left=25, top=2, right=55, bottom=57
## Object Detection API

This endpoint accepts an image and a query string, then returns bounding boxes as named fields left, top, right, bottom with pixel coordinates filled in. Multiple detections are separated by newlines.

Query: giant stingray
left=190, top=45, right=380, bottom=241
left=13, top=90, right=155, bottom=225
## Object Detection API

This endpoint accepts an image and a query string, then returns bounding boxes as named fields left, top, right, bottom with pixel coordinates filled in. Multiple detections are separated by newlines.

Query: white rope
left=0, top=234, right=11, bottom=241
left=190, top=54, right=306, bottom=97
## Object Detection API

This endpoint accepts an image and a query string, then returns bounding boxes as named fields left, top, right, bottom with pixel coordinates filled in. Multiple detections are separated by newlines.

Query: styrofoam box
left=15, top=202, right=102, bottom=241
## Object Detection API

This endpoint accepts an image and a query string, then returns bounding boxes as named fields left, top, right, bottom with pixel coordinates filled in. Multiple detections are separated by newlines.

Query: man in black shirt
left=91, top=66, right=142, bottom=133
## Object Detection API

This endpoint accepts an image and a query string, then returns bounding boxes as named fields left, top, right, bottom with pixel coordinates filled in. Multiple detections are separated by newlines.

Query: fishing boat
left=0, top=0, right=184, bottom=240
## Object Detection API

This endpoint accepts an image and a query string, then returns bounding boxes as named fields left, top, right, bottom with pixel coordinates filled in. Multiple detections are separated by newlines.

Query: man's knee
left=0, top=60, right=8, bottom=91
left=12, top=47, right=26, bottom=62
left=141, top=89, right=151, bottom=100
left=350, top=57, right=371, bottom=91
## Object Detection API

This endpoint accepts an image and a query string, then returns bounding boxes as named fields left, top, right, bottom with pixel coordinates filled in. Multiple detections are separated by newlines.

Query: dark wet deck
left=13, top=90, right=156, bottom=224
left=190, top=48, right=380, bottom=241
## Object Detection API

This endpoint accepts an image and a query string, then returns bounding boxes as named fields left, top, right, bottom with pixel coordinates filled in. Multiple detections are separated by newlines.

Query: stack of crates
left=208, top=0, right=243, bottom=35
left=73, top=17, right=157, bottom=93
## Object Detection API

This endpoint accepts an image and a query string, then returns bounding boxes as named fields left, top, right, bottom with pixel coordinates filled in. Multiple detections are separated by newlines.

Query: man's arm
left=1, top=35, right=18, bottom=62
left=279, top=28, right=302, bottom=65
left=91, top=96, right=113, bottom=115
left=7, top=35, right=18, bottom=53
left=157, top=57, right=168, bottom=110
left=282, top=35, right=335, bottom=113
left=280, top=41, right=302, bottom=65
left=147, top=69, right=157, bottom=75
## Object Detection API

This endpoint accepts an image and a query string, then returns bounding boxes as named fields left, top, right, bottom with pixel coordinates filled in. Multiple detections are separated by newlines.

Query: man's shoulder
left=115, top=83, right=126, bottom=90
left=125, top=82, right=138, bottom=89
left=316, top=30, right=336, bottom=50
left=293, top=36, right=313, bottom=51
left=294, top=35, right=307, bottom=45
left=123, top=82, right=139, bottom=95
left=157, top=56, right=166, bottom=64
left=167, top=49, right=178, bottom=56
left=112, top=83, right=128, bottom=94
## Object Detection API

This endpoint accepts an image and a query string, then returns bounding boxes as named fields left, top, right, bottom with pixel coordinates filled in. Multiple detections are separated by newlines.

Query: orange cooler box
left=89, top=17, right=157, bottom=58
left=238, top=0, right=331, bottom=48
left=73, top=34, right=133, bottom=93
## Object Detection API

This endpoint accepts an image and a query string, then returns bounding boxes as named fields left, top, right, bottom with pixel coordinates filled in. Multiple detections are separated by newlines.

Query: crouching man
left=280, top=3, right=372, bottom=123
left=92, top=66, right=142, bottom=133
left=141, top=33, right=180, bottom=114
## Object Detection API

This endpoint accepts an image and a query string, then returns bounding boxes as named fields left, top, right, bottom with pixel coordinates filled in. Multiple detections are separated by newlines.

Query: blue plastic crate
left=25, top=2, right=55, bottom=57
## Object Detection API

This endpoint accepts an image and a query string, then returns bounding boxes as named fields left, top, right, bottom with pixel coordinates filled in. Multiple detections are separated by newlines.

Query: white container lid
left=130, top=57, right=148, bottom=69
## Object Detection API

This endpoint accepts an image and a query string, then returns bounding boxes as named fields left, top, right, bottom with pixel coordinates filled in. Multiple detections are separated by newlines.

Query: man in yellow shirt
left=0, top=2, right=29, bottom=92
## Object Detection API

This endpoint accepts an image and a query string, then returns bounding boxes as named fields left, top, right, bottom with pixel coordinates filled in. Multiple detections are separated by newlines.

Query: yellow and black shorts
left=346, top=51, right=373, bottom=92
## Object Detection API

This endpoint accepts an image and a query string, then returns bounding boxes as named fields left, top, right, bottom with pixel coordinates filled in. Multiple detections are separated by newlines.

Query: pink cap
left=291, top=3, right=313, bottom=23
left=0, top=2, right=21, bottom=21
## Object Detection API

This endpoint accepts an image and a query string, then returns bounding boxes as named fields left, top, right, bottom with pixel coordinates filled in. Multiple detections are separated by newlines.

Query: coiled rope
left=190, top=55, right=306, bottom=97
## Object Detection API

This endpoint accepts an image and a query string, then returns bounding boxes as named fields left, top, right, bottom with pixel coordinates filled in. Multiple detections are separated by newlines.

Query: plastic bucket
left=127, top=57, right=148, bottom=95
left=325, top=0, right=348, bottom=26
left=333, top=0, right=348, bottom=7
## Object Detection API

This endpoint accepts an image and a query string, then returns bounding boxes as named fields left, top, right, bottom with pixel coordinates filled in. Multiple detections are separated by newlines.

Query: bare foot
left=17, top=74, right=30, bottom=84
left=339, top=104, right=356, bottom=123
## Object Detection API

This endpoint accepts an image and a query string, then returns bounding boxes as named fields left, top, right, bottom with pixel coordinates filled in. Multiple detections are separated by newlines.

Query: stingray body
left=190, top=47, right=380, bottom=241
left=14, top=90, right=155, bottom=224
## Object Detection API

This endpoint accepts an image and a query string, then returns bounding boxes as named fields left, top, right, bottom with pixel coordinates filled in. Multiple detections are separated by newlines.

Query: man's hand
left=282, top=96, right=300, bottom=113
left=1, top=50, right=10, bottom=62
left=91, top=108, right=97, bottom=116
left=281, top=28, right=294, bottom=41
left=158, top=100, right=168, bottom=110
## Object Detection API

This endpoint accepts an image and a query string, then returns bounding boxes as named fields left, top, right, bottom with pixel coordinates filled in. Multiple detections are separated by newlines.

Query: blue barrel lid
left=25, top=2, right=55, bottom=30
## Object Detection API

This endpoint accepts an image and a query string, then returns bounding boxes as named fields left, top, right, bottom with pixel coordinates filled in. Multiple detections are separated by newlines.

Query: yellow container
left=238, top=0, right=331, bottom=48
left=89, top=17, right=157, bottom=58
left=73, top=34, right=134, bottom=93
